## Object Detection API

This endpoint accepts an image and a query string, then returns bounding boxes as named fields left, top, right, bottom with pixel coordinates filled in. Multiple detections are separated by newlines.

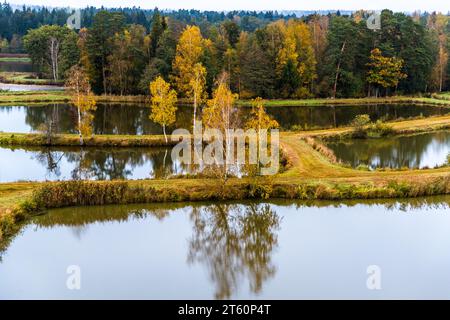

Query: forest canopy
left=1, top=3, right=449, bottom=98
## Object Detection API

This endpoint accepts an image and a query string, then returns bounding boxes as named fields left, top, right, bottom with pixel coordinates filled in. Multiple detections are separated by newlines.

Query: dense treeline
left=0, top=3, right=293, bottom=41
left=3, top=3, right=450, bottom=98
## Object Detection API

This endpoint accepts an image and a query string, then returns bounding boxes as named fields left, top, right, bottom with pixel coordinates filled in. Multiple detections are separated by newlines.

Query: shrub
left=368, top=120, right=394, bottom=137
left=356, top=164, right=371, bottom=171
left=351, top=114, right=371, bottom=138
left=304, top=137, right=341, bottom=164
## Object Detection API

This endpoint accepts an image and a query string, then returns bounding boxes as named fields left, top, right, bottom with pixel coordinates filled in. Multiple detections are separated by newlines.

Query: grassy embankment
left=0, top=72, right=63, bottom=85
left=1, top=113, right=449, bottom=147
left=0, top=89, right=148, bottom=105
left=0, top=57, right=31, bottom=62
left=0, top=92, right=449, bottom=243
left=1, top=115, right=449, bottom=242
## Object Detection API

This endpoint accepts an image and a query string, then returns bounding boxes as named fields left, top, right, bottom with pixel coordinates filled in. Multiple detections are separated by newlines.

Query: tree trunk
left=102, top=57, right=107, bottom=95
left=332, top=40, right=346, bottom=99
left=163, top=149, right=168, bottom=178
left=77, top=106, right=83, bottom=145
left=193, top=92, right=197, bottom=133
left=163, top=124, right=167, bottom=143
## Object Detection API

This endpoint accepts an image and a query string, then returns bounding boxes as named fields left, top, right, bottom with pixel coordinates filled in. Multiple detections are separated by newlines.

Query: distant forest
left=1, top=2, right=449, bottom=98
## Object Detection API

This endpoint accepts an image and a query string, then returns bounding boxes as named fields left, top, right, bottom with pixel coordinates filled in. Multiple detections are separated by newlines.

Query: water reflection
left=267, top=104, right=449, bottom=130
left=0, top=61, right=34, bottom=73
left=0, top=146, right=193, bottom=182
left=2, top=196, right=450, bottom=299
left=326, top=131, right=450, bottom=169
left=0, top=103, right=448, bottom=135
left=188, top=203, right=280, bottom=299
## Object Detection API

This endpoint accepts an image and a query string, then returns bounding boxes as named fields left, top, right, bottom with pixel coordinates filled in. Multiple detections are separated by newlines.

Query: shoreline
left=0, top=94, right=449, bottom=247
left=0, top=115, right=449, bottom=147
left=1, top=90, right=450, bottom=107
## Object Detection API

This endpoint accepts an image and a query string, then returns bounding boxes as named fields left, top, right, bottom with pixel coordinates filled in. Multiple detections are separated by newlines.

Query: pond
left=0, top=83, right=64, bottom=91
left=0, top=196, right=449, bottom=299
left=0, top=146, right=193, bottom=182
left=0, top=103, right=448, bottom=134
left=0, top=61, right=34, bottom=73
left=326, top=131, right=450, bottom=169
left=267, top=103, right=449, bottom=130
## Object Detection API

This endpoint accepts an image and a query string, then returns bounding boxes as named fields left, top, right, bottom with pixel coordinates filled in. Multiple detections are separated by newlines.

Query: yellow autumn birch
left=149, top=76, right=178, bottom=143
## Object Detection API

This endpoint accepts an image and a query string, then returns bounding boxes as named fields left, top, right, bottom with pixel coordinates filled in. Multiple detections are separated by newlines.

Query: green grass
left=433, top=92, right=450, bottom=101
left=0, top=132, right=181, bottom=147
left=0, top=91, right=69, bottom=104
left=0, top=57, right=31, bottom=62
left=0, top=90, right=150, bottom=104
left=0, top=72, right=63, bottom=85
left=0, top=90, right=449, bottom=107
left=237, top=96, right=450, bottom=107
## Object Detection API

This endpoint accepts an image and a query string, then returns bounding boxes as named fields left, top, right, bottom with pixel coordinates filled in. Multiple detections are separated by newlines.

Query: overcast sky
left=5, top=0, right=450, bottom=12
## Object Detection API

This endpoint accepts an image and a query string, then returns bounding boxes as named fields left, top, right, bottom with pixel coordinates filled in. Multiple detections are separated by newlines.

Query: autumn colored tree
left=189, top=63, right=207, bottom=132
left=107, top=29, right=133, bottom=95
left=172, top=25, right=208, bottom=132
left=427, top=13, right=449, bottom=92
left=203, top=74, right=239, bottom=135
left=245, top=97, right=279, bottom=132
left=65, top=65, right=97, bottom=145
left=203, top=73, right=240, bottom=181
left=245, top=97, right=279, bottom=175
left=106, top=25, right=147, bottom=95
left=172, top=25, right=206, bottom=96
left=149, top=76, right=178, bottom=143
left=366, top=48, right=407, bottom=97
left=272, top=19, right=317, bottom=98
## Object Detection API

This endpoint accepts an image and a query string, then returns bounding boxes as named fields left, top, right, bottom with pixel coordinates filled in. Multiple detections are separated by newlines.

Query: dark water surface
left=0, top=146, right=192, bottom=182
left=0, top=103, right=448, bottom=135
left=1, top=196, right=450, bottom=299
left=0, top=61, right=34, bottom=72
left=326, top=131, right=450, bottom=169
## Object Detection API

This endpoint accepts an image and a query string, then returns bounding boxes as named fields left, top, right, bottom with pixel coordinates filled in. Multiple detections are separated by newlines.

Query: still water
left=0, top=103, right=447, bottom=135
left=0, top=197, right=450, bottom=299
left=0, top=61, right=33, bottom=73
left=0, top=146, right=192, bottom=182
left=0, top=83, right=64, bottom=91
left=326, top=131, right=450, bottom=169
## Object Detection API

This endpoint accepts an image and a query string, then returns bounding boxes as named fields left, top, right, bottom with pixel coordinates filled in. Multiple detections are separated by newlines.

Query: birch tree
left=65, top=66, right=97, bottom=145
left=149, top=76, right=178, bottom=143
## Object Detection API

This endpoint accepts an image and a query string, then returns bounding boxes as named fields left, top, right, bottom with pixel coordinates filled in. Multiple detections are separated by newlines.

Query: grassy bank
left=238, top=96, right=450, bottom=107
left=1, top=115, right=449, bottom=147
left=0, top=133, right=449, bottom=244
left=0, top=72, right=63, bottom=85
left=1, top=171, right=449, bottom=244
left=1, top=90, right=450, bottom=107
left=0, top=132, right=182, bottom=147
left=0, top=90, right=69, bottom=104
left=0, top=57, right=31, bottom=62
left=0, top=95, right=449, bottom=246
left=0, top=90, right=150, bottom=105
left=290, top=114, right=450, bottom=140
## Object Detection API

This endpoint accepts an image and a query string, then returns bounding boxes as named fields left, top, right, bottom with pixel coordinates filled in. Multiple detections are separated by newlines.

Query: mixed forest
left=0, top=3, right=449, bottom=100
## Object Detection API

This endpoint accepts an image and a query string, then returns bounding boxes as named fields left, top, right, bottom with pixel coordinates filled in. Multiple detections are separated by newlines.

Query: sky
left=5, top=0, right=450, bottom=13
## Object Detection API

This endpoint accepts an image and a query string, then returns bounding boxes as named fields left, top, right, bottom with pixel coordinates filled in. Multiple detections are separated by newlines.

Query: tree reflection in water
left=188, top=203, right=281, bottom=299
left=28, top=147, right=195, bottom=180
